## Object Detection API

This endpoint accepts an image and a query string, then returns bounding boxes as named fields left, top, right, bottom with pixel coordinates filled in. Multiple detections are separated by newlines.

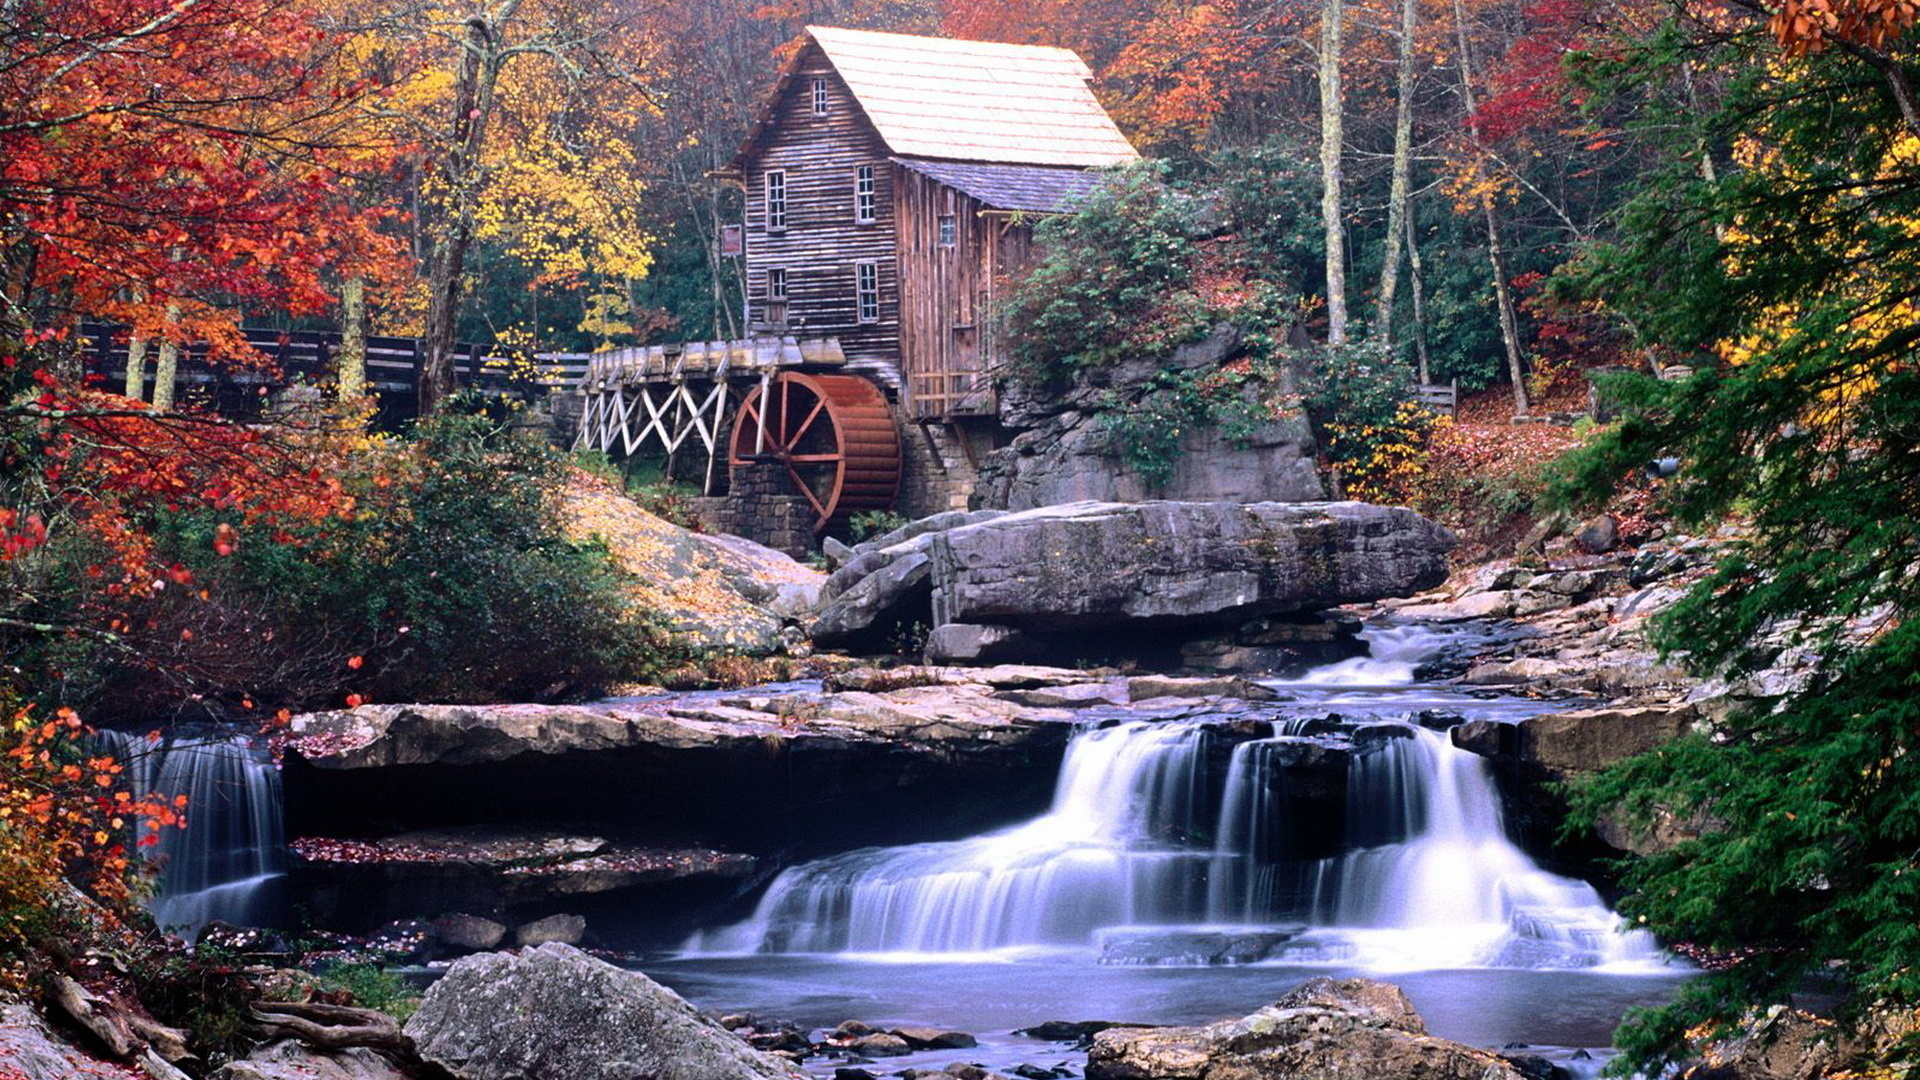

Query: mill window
left=811, top=77, right=829, bottom=116
left=765, top=170, right=787, bottom=231
left=938, top=214, right=957, bottom=247
left=768, top=267, right=787, bottom=300
left=855, top=165, right=876, bottom=224
left=856, top=261, right=879, bottom=324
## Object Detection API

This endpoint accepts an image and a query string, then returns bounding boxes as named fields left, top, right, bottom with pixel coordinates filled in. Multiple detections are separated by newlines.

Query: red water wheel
left=729, top=371, right=902, bottom=533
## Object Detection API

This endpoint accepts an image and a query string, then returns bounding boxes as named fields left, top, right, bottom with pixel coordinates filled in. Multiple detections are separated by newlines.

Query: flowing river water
left=105, top=622, right=1691, bottom=1076
left=649, top=624, right=1689, bottom=1076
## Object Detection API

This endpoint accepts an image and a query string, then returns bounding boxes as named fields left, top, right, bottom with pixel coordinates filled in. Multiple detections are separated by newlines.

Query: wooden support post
left=753, top=370, right=772, bottom=454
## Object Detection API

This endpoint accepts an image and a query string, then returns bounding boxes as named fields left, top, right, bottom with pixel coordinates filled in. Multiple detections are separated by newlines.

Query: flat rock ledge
left=1087, top=976, right=1530, bottom=1080
left=282, top=669, right=1312, bottom=868
left=813, top=500, right=1454, bottom=659
left=405, top=942, right=797, bottom=1080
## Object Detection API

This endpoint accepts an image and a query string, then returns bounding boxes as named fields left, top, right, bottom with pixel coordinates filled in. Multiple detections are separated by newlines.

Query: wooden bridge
left=78, top=323, right=589, bottom=414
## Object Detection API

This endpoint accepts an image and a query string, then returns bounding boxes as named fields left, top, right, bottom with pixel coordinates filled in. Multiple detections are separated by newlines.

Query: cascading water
left=95, top=730, right=284, bottom=935
left=697, top=623, right=1665, bottom=972
left=699, top=720, right=1214, bottom=954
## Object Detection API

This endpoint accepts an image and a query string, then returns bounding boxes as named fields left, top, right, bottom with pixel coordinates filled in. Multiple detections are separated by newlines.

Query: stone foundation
left=693, top=461, right=814, bottom=559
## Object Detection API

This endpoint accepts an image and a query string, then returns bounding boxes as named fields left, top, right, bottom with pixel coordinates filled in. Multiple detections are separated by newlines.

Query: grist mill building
left=574, top=26, right=1140, bottom=552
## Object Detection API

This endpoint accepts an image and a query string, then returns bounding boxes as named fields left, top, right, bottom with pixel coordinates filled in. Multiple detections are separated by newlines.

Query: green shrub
left=317, top=962, right=422, bottom=1024
left=124, top=409, right=679, bottom=710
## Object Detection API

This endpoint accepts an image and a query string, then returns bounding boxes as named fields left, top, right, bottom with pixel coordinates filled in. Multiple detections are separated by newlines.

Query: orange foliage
left=0, top=704, right=185, bottom=915
left=1770, top=0, right=1920, bottom=53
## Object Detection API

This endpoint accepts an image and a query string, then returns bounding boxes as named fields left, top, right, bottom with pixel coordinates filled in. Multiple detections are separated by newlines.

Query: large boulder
left=404, top=942, right=796, bottom=1080
left=1086, top=976, right=1529, bottom=1080
left=812, top=501, right=1453, bottom=652
left=559, top=470, right=822, bottom=654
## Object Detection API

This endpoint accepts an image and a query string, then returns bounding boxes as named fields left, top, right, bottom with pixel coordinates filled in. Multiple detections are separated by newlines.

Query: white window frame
left=855, top=261, right=879, bottom=324
left=765, top=170, right=787, bottom=232
left=767, top=267, right=787, bottom=300
left=811, top=77, right=829, bottom=116
left=854, top=164, right=876, bottom=224
left=938, top=213, right=957, bottom=248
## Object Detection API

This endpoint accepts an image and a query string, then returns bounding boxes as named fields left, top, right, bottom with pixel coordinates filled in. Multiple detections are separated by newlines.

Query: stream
left=650, top=624, right=1688, bottom=1076
left=110, top=622, right=1691, bottom=1077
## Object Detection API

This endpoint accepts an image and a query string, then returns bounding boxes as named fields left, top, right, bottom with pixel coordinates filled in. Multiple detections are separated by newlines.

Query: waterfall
left=697, top=720, right=1214, bottom=954
left=695, top=624, right=1666, bottom=971
left=95, top=731, right=284, bottom=936
left=1305, top=724, right=1662, bottom=969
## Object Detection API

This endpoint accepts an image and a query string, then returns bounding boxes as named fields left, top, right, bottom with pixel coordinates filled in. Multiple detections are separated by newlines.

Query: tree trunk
left=1406, top=215, right=1433, bottom=385
left=1484, top=201, right=1528, bottom=414
left=418, top=9, right=512, bottom=416
left=338, top=275, right=366, bottom=400
left=1319, top=0, right=1349, bottom=346
left=152, top=302, right=181, bottom=412
left=1375, top=0, right=1420, bottom=343
left=1450, top=0, right=1528, bottom=415
left=123, top=336, right=149, bottom=401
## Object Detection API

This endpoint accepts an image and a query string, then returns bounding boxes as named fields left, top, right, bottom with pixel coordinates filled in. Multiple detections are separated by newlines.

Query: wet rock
left=1017, top=1020, right=1140, bottom=1044
left=926, top=623, right=1030, bottom=663
left=1096, top=926, right=1305, bottom=966
left=1127, top=675, right=1279, bottom=702
left=433, top=913, right=506, bottom=951
left=721, top=1013, right=757, bottom=1031
left=1453, top=706, right=1697, bottom=776
left=890, top=1027, right=979, bottom=1050
left=1086, top=976, right=1528, bottom=1080
left=1500, top=1052, right=1574, bottom=1080
left=404, top=942, right=794, bottom=1080
left=747, top=1028, right=813, bottom=1054
left=832, top=1020, right=875, bottom=1039
left=814, top=502, right=1453, bottom=652
left=1573, top=514, right=1620, bottom=554
left=1011, top=1067, right=1070, bottom=1080
left=834, top=1069, right=881, bottom=1080
left=1001, top=683, right=1129, bottom=709
left=848, top=1033, right=912, bottom=1057
left=514, top=913, right=585, bottom=947
left=930, top=502, right=1453, bottom=633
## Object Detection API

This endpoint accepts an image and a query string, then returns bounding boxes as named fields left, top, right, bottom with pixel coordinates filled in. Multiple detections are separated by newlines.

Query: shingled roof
left=734, top=26, right=1139, bottom=172
left=894, top=157, right=1109, bottom=213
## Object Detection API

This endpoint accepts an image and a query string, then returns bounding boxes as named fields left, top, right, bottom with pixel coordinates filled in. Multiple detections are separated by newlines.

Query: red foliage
left=0, top=0, right=403, bottom=357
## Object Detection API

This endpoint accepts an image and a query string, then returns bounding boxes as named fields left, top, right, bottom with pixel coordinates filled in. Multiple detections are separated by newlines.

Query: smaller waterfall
left=96, top=731, right=284, bottom=935
left=1305, top=723, right=1662, bottom=970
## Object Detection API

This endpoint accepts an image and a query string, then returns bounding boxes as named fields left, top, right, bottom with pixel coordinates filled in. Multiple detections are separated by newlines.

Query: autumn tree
left=0, top=0, right=397, bottom=374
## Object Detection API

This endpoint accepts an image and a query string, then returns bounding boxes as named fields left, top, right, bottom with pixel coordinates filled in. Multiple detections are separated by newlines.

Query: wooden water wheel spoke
left=786, top=466, right=832, bottom=518
left=784, top=398, right=828, bottom=450
left=730, top=372, right=902, bottom=533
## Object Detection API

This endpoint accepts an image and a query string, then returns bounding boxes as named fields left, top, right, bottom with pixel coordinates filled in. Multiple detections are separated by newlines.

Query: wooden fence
left=78, top=324, right=589, bottom=410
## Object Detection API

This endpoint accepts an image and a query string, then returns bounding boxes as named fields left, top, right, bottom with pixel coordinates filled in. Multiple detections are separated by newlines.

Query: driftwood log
left=247, top=1000, right=414, bottom=1055
left=48, top=973, right=196, bottom=1079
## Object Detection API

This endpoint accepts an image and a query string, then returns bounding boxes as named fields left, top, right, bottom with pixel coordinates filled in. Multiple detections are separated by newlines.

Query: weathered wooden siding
left=895, top=168, right=1034, bottom=418
left=743, top=49, right=900, bottom=376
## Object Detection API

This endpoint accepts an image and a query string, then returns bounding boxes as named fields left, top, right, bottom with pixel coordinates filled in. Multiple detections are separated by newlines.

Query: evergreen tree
left=1554, top=14, right=1920, bottom=1073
